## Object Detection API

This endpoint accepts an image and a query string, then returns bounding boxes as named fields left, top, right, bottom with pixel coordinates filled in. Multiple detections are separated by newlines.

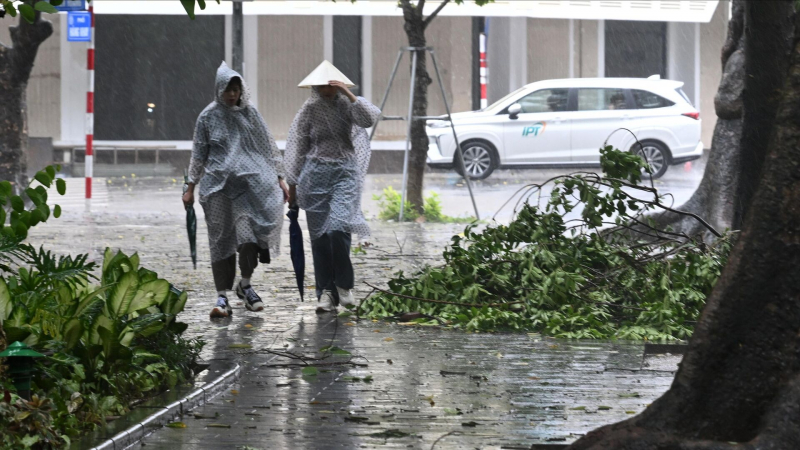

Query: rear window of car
left=675, top=88, right=693, bottom=106
left=632, top=90, right=675, bottom=109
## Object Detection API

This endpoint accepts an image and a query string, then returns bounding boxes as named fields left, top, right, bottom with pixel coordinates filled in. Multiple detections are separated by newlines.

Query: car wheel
left=454, top=141, right=497, bottom=180
left=634, top=141, right=670, bottom=179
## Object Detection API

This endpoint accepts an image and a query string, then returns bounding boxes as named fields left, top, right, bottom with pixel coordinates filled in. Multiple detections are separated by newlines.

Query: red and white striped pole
left=85, top=4, right=94, bottom=200
left=479, top=32, right=487, bottom=110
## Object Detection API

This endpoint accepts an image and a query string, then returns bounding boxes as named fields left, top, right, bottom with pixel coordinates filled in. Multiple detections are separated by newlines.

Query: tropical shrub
left=361, top=148, right=732, bottom=340
left=0, top=167, right=202, bottom=448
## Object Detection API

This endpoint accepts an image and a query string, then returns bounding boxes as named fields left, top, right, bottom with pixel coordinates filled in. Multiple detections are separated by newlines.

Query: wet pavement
left=28, top=169, right=693, bottom=449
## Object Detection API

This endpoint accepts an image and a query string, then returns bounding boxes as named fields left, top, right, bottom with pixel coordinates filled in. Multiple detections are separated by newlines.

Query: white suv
left=426, top=76, right=703, bottom=179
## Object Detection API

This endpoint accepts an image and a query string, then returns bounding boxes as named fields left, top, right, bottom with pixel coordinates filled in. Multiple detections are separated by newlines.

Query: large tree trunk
left=569, top=4, right=800, bottom=449
left=652, top=0, right=794, bottom=241
left=0, top=9, right=53, bottom=194
left=400, top=0, right=432, bottom=217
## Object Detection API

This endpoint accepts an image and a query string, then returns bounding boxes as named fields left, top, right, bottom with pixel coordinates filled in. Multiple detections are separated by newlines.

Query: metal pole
left=232, top=1, right=244, bottom=74
left=399, top=50, right=418, bottom=222
left=85, top=4, right=95, bottom=203
left=429, top=50, right=480, bottom=220
left=369, top=49, right=404, bottom=141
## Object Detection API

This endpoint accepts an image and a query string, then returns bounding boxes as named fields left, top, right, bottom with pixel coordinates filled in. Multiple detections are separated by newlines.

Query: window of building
left=605, top=20, right=667, bottom=79
left=333, top=16, right=362, bottom=96
left=632, top=90, right=675, bottom=109
left=577, top=88, right=628, bottom=111
left=94, top=15, right=225, bottom=140
left=515, top=88, right=569, bottom=113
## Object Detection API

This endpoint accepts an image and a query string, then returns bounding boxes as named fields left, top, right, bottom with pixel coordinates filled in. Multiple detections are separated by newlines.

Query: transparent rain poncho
left=188, top=62, right=284, bottom=263
left=285, top=89, right=381, bottom=241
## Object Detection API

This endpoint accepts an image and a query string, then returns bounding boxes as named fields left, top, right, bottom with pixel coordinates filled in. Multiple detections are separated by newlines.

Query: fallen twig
left=364, top=281, right=521, bottom=308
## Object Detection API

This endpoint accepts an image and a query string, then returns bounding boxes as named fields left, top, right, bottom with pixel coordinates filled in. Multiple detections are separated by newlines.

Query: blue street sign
left=67, top=11, right=91, bottom=42
left=55, top=0, right=86, bottom=12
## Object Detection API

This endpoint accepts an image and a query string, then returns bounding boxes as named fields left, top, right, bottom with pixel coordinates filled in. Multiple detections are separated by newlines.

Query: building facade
left=1, top=0, right=729, bottom=175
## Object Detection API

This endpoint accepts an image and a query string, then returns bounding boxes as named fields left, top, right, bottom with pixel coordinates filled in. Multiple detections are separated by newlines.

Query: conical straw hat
left=297, top=60, right=355, bottom=88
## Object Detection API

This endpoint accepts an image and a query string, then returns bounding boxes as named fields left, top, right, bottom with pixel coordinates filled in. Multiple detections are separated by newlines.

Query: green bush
left=361, top=147, right=732, bottom=341
left=373, top=187, right=474, bottom=223
left=0, top=167, right=202, bottom=448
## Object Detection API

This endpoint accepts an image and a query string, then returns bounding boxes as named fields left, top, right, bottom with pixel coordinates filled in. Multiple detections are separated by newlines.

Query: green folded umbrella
left=183, top=172, right=197, bottom=270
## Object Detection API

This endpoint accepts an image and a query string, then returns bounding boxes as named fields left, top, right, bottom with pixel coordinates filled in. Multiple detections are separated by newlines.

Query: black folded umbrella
left=183, top=173, right=197, bottom=270
left=287, top=205, right=305, bottom=301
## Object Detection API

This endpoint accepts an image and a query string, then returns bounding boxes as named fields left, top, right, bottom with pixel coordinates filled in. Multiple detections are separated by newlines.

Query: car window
left=577, top=88, right=628, bottom=111
left=514, top=88, right=569, bottom=113
left=485, top=86, right=529, bottom=111
left=674, top=88, right=692, bottom=106
left=632, top=89, right=676, bottom=109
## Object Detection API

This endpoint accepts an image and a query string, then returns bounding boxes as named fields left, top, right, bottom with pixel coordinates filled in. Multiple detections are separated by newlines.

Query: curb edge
left=89, top=364, right=241, bottom=450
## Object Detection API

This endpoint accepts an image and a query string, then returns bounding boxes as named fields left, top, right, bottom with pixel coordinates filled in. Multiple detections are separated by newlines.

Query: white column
left=597, top=19, right=605, bottom=77
left=508, top=17, right=527, bottom=90
left=568, top=18, right=575, bottom=78
left=362, top=16, right=373, bottom=102
left=667, top=22, right=678, bottom=80
left=694, top=22, right=701, bottom=110
left=323, top=15, right=333, bottom=61
left=224, top=14, right=232, bottom=64
left=244, top=15, right=259, bottom=105
left=60, top=14, right=86, bottom=145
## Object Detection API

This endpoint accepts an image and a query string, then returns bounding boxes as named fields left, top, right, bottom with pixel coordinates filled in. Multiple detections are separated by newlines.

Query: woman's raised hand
left=329, top=80, right=357, bottom=103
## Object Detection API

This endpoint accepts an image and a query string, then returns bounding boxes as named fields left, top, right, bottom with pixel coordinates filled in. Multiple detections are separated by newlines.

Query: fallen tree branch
left=364, top=281, right=521, bottom=308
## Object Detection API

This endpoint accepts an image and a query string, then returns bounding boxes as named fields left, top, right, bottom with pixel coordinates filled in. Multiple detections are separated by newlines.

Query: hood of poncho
left=215, top=61, right=251, bottom=110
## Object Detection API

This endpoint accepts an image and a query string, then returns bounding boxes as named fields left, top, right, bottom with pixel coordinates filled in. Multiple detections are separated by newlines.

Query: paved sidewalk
left=27, top=180, right=681, bottom=449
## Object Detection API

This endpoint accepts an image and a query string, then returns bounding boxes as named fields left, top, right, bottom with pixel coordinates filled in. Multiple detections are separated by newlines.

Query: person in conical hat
left=285, top=60, right=381, bottom=313
left=183, top=61, right=290, bottom=318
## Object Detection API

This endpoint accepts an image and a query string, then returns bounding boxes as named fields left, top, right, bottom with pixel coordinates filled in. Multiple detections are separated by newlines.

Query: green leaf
left=25, top=188, right=42, bottom=206
left=63, top=318, right=83, bottom=349
left=50, top=0, right=64, bottom=6
left=98, top=324, right=119, bottom=360
left=4, top=3, right=17, bottom=18
left=10, top=196, right=24, bottom=213
left=35, top=1, right=58, bottom=13
left=53, top=204, right=61, bottom=218
left=56, top=178, right=67, bottom=195
left=180, top=0, right=196, bottom=19
left=21, top=434, right=40, bottom=447
left=107, top=270, right=140, bottom=317
left=302, top=366, right=319, bottom=376
left=0, top=277, right=11, bottom=324
left=34, top=170, right=52, bottom=187
left=197, top=0, right=206, bottom=8
left=19, top=4, right=36, bottom=23
left=0, top=181, right=10, bottom=197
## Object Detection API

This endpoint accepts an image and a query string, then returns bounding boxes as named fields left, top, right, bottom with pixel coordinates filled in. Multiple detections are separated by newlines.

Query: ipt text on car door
left=503, top=88, right=571, bottom=164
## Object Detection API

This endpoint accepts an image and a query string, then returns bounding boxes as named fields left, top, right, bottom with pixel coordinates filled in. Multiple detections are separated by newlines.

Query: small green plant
left=373, top=187, right=474, bottom=223
left=0, top=168, right=203, bottom=446
left=361, top=147, right=731, bottom=340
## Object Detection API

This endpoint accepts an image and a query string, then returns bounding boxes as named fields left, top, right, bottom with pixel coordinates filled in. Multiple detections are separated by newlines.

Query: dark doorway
left=94, top=15, right=225, bottom=141
left=333, top=16, right=363, bottom=96
left=605, top=20, right=666, bottom=78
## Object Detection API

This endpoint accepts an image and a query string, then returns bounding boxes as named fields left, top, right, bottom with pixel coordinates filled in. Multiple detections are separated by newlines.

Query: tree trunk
left=0, top=10, right=53, bottom=194
left=569, top=4, right=800, bottom=449
left=649, top=1, right=744, bottom=241
left=400, top=0, right=432, bottom=217
left=650, top=0, right=794, bottom=241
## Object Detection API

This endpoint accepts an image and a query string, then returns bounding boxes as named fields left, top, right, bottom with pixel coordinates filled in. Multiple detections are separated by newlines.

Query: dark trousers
left=311, top=231, right=354, bottom=302
left=212, top=243, right=269, bottom=292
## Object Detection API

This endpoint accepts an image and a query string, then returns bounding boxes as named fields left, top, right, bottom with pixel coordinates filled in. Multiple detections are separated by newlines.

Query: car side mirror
left=508, top=103, right=522, bottom=120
